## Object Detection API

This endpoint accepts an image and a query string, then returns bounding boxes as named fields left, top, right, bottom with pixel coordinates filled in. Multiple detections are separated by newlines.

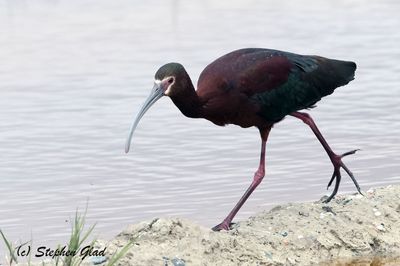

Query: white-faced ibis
left=125, top=48, right=361, bottom=231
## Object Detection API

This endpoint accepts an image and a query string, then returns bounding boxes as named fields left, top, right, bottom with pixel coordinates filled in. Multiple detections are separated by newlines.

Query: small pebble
left=91, top=256, right=107, bottom=265
left=367, top=188, right=374, bottom=193
left=320, top=212, right=333, bottom=219
left=281, top=231, right=288, bottom=237
left=374, top=211, right=382, bottom=217
left=162, top=256, right=169, bottom=266
left=264, top=251, right=273, bottom=259
left=355, top=194, right=363, bottom=199
left=342, top=198, right=352, bottom=205
left=322, top=206, right=336, bottom=215
left=298, top=211, right=309, bottom=217
left=297, top=235, right=304, bottom=239
left=376, top=224, right=385, bottom=232
left=172, top=257, right=185, bottom=266
left=320, top=195, right=329, bottom=202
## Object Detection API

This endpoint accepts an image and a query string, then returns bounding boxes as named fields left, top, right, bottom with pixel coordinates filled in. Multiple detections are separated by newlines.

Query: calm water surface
left=0, top=0, right=399, bottom=256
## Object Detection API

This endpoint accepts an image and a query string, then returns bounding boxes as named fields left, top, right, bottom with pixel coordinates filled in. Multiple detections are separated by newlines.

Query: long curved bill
left=125, top=83, right=164, bottom=153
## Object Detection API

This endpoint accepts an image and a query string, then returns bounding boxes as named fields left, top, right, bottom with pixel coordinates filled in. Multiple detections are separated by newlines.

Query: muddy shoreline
left=15, top=185, right=400, bottom=266
left=93, top=185, right=400, bottom=265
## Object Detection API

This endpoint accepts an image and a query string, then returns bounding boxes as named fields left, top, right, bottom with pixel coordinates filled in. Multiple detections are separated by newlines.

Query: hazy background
left=0, top=0, right=399, bottom=256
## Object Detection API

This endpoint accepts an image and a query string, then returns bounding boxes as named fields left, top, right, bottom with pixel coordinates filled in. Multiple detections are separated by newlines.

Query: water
left=0, top=0, right=399, bottom=257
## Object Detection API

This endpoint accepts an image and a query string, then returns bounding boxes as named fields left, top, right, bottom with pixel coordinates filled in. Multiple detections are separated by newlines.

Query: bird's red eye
left=168, top=78, right=174, bottom=84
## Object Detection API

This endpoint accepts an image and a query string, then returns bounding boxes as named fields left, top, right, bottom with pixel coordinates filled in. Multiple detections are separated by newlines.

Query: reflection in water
left=0, top=0, right=399, bottom=259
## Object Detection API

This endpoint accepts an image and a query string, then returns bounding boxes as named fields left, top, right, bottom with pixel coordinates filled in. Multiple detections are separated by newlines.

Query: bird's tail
left=330, top=59, right=357, bottom=86
left=310, top=57, right=357, bottom=97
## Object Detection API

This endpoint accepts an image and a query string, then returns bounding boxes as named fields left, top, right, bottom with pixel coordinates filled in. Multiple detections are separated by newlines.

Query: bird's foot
left=324, top=149, right=362, bottom=203
left=211, top=221, right=235, bottom=231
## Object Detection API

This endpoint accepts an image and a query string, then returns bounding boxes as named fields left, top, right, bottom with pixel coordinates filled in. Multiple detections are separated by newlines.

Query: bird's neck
left=170, top=84, right=203, bottom=119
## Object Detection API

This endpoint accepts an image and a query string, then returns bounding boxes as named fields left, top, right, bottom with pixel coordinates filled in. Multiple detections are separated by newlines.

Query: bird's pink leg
left=212, top=128, right=271, bottom=231
left=290, top=112, right=361, bottom=202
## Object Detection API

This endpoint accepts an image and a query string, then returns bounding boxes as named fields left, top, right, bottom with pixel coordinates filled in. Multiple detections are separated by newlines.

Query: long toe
left=324, top=168, right=341, bottom=202
left=341, top=149, right=360, bottom=158
left=328, top=150, right=361, bottom=195
left=212, top=221, right=234, bottom=231
left=327, top=172, right=336, bottom=190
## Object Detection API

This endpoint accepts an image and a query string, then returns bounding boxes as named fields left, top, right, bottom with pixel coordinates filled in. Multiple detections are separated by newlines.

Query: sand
left=15, top=185, right=400, bottom=266
left=94, top=185, right=400, bottom=265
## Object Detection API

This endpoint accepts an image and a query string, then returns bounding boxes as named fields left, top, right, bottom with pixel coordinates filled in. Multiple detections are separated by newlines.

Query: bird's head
left=154, top=62, right=193, bottom=98
left=125, top=63, right=189, bottom=153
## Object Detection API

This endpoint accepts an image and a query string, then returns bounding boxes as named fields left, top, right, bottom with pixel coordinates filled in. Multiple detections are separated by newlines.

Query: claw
left=341, top=149, right=360, bottom=158
left=341, top=163, right=362, bottom=194
left=327, top=172, right=335, bottom=190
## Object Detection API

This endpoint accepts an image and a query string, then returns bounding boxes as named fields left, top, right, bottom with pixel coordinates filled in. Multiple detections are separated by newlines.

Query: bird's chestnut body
left=125, top=48, right=361, bottom=231
left=165, top=48, right=356, bottom=129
